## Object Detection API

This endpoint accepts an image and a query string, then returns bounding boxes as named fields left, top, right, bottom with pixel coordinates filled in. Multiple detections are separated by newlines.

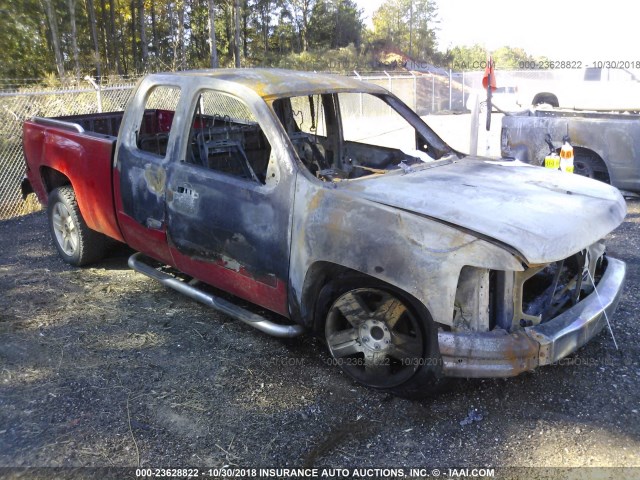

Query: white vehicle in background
left=517, top=67, right=640, bottom=111
left=466, top=85, right=520, bottom=112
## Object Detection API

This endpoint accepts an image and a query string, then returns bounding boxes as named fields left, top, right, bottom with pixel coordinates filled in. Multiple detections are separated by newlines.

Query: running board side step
left=128, top=253, right=304, bottom=338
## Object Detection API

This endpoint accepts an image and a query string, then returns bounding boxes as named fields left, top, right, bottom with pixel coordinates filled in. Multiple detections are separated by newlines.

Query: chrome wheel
left=325, top=287, right=424, bottom=389
left=47, top=186, right=107, bottom=266
left=52, top=201, right=79, bottom=256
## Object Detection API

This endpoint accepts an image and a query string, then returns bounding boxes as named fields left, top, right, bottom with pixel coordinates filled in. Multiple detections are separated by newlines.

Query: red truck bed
left=22, top=110, right=176, bottom=243
left=23, top=113, right=123, bottom=242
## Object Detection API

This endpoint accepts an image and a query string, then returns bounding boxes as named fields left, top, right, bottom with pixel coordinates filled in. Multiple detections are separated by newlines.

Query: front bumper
left=438, top=256, right=626, bottom=378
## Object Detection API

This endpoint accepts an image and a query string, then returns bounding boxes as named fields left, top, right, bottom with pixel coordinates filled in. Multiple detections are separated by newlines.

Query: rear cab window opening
left=186, top=90, right=272, bottom=184
left=136, top=85, right=181, bottom=157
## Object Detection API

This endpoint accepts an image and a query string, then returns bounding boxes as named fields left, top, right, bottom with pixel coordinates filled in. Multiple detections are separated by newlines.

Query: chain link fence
left=0, top=82, right=136, bottom=220
left=0, top=69, right=579, bottom=221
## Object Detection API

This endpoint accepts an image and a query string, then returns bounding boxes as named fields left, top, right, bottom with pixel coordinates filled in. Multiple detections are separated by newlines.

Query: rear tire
left=573, top=151, right=610, bottom=184
left=316, top=275, right=448, bottom=399
left=532, top=94, right=559, bottom=108
left=47, top=186, right=107, bottom=266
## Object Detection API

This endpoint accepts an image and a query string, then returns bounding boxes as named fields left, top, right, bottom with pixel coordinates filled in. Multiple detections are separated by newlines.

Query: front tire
left=317, top=275, right=447, bottom=398
left=47, top=186, right=107, bottom=266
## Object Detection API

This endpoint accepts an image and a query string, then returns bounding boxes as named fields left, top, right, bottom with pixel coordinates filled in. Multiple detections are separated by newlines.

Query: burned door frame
left=164, top=86, right=297, bottom=316
left=114, top=79, right=184, bottom=264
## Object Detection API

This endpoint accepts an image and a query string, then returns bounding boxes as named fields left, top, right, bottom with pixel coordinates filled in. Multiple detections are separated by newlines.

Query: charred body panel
left=289, top=181, right=523, bottom=330
left=440, top=256, right=626, bottom=377
left=113, top=75, right=300, bottom=315
left=339, top=159, right=626, bottom=265
left=22, top=69, right=628, bottom=393
left=501, top=109, right=640, bottom=192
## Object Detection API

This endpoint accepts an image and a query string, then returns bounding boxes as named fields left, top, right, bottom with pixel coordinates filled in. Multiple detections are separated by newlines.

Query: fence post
left=431, top=74, right=435, bottom=112
left=384, top=71, right=391, bottom=92
left=469, top=91, right=480, bottom=156
left=84, top=75, right=102, bottom=113
left=449, top=69, right=452, bottom=110
left=354, top=70, right=364, bottom=116
left=411, top=71, right=417, bottom=112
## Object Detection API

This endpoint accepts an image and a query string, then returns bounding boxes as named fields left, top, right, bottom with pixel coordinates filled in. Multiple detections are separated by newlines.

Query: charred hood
left=343, top=158, right=626, bottom=265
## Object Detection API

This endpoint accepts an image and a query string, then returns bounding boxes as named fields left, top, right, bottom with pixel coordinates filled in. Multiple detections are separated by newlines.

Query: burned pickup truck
left=22, top=69, right=626, bottom=397
left=502, top=107, right=640, bottom=193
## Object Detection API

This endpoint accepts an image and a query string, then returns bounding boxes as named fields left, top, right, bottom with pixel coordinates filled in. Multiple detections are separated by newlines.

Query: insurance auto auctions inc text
left=205, top=467, right=495, bottom=478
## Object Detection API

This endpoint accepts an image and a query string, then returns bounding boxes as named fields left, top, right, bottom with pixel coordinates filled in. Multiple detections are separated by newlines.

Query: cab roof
left=147, top=68, right=388, bottom=100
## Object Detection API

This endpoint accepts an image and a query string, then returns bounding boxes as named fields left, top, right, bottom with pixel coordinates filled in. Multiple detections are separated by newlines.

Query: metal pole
left=384, top=70, right=391, bottom=92
left=431, top=74, right=435, bottom=112
left=462, top=71, right=465, bottom=110
left=354, top=70, right=364, bottom=116
left=470, top=92, right=480, bottom=156
left=449, top=69, right=452, bottom=110
left=411, top=71, right=417, bottom=112
left=84, top=75, right=102, bottom=113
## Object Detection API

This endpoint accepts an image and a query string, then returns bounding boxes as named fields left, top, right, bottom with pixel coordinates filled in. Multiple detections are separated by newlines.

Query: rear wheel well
left=532, top=92, right=559, bottom=108
left=47, top=185, right=108, bottom=266
left=572, top=147, right=611, bottom=184
left=40, top=167, right=71, bottom=194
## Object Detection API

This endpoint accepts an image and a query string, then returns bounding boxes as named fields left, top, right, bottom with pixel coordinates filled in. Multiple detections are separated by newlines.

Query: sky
left=357, top=0, right=638, bottom=63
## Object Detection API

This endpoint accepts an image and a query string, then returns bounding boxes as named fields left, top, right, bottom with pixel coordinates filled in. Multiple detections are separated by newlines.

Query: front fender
left=289, top=181, right=523, bottom=328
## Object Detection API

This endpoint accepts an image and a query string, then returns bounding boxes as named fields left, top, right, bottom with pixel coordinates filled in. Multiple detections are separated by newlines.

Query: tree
left=1, top=0, right=472, bottom=81
left=254, top=0, right=271, bottom=54
left=0, top=0, right=49, bottom=78
left=208, top=0, right=219, bottom=67
left=334, top=0, right=362, bottom=48
left=447, top=45, right=537, bottom=71
left=291, top=0, right=312, bottom=51
left=138, top=0, right=148, bottom=66
left=108, top=0, right=122, bottom=74
left=447, top=44, right=486, bottom=70
left=99, top=0, right=109, bottom=71
left=371, top=0, right=438, bottom=61
left=42, top=0, right=66, bottom=79
left=84, top=0, right=102, bottom=77
left=129, top=0, right=137, bottom=71
left=67, top=0, right=81, bottom=79
left=492, top=46, right=535, bottom=70
left=233, top=0, right=241, bottom=66
left=410, top=0, right=438, bottom=59
left=174, top=1, right=186, bottom=70
left=308, top=0, right=362, bottom=50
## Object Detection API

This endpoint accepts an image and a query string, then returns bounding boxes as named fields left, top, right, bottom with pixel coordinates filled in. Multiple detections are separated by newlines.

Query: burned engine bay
left=452, top=241, right=608, bottom=334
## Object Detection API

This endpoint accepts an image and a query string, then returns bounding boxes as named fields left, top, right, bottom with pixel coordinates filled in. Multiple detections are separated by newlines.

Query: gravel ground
left=1, top=200, right=639, bottom=478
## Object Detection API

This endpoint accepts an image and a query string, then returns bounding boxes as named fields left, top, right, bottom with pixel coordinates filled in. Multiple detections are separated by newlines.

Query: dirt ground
left=1, top=200, right=639, bottom=477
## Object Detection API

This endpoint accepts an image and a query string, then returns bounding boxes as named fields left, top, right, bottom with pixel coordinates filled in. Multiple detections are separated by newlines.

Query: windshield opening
left=272, top=92, right=454, bottom=182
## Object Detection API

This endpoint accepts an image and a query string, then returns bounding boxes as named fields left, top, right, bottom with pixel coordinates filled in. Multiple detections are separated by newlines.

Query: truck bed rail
left=31, top=117, right=85, bottom=133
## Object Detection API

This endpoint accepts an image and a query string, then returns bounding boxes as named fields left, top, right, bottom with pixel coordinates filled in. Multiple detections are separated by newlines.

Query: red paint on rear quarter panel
left=22, top=121, right=124, bottom=242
